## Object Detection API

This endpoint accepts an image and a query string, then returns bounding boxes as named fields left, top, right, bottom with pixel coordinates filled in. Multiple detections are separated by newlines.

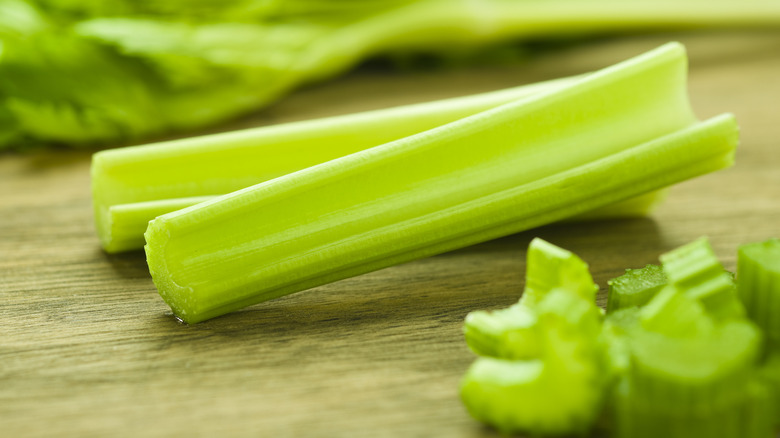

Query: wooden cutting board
left=2, top=31, right=779, bottom=437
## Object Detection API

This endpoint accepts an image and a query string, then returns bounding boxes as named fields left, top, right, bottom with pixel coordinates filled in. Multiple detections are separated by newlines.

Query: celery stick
left=607, top=265, right=666, bottom=313
left=145, top=43, right=739, bottom=323
left=93, top=74, right=658, bottom=253
left=737, top=238, right=780, bottom=343
left=92, top=75, right=577, bottom=253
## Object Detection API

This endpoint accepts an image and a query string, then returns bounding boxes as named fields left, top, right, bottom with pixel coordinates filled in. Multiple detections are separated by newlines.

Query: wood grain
left=2, top=31, right=780, bottom=438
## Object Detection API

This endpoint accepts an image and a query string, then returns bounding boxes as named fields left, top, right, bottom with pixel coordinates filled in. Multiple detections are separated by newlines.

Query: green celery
left=737, top=238, right=780, bottom=343
left=6, top=0, right=780, bottom=148
left=460, top=239, right=605, bottom=435
left=92, top=75, right=663, bottom=254
left=92, top=75, right=582, bottom=253
left=460, top=291, right=605, bottom=435
left=607, top=265, right=666, bottom=313
left=102, top=190, right=664, bottom=255
left=760, top=352, right=780, bottom=419
left=463, top=237, right=597, bottom=359
left=659, top=237, right=745, bottom=320
left=614, top=319, right=768, bottom=438
left=610, top=238, right=770, bottom=438
left=463, top=304, right=539, bottom=360
left=144, top=43, right=739, bottom=323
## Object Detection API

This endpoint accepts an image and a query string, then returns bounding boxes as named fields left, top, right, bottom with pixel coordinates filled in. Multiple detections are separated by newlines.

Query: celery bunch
left=140, top=43, right=738, bottom=323
left=461, top=237, right=777, bottom=436
left=4, top=0, right=780, bottom=149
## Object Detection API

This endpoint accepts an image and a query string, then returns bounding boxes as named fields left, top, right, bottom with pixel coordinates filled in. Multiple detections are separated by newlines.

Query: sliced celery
left=519, top=237, right=598, bottom=307
left=614, top=321, right=766, bottom=438
left=460, top=289, right=605, bottom=435
left=145, top=43, right=739, bottom=323
left=760, top=352, right=780, bottom=420
left=611, top=238, right=770, bottom=438
left=463, top=304, right=539, bottom=360
left=737, top=238, right=780, bottom=343
left=659, top=237, right=745, bottom=320
left=606, top=264, right=666, bottom=313
left=463, top=237, right=597, bottom=359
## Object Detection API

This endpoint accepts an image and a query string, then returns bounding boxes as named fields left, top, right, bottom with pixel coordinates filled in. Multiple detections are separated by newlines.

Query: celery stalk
left=93, top=75, right=578, bottom=253
left=145, top=43, right=738, bottom=323
left=737, top=238, right=780, bottom=343
left=93, top=75, right=663, bottom=254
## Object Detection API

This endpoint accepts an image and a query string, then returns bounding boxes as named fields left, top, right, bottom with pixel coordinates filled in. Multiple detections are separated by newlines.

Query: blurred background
left=1, top=0, right=780, bottom=150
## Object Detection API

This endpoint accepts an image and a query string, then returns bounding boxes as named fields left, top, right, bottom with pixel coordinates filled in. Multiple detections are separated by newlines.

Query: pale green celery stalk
left=145, top=43, right=739, bottom=324
left=737, top=238, right=780, bottom=343
left=463, top=237, right=597, bottom=359
left=607, top=265, right=666, bottom=313
left=107, top=190, right=660, bottom=254
left=93, top=75, right=576, bottom=253
left=315, top=0, right=780, bottom=76
left=94, top=74, right=659, bottom=253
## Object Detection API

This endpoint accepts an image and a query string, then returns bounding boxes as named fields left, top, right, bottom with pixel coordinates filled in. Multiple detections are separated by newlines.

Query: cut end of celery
left=607, top=264, right=667, bottom=313
left=144, top=217, right=199, bottom=323
left=737, top=238, right=780, bottom=341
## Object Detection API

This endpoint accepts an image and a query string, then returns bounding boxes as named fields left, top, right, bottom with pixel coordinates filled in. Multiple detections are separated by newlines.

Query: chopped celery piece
left=463, top=237, right=596, bottom=359
left=610, top=238, right=770, bottom=438
left=463, top=304, right=539, bottom=360
left=660, top=237, right=745, bottom=320
left=737, top=238, right=780, bottom=342
left=606, top=264, right=666, bottom=313
left=760, top=352, right=780, bottom=419
left=600, top=307, right=640, bottom=376
left=614, top=320, right=766, bottom=438
left=460, top=289, right=605, bottom=435
left=145, top=43, right=739, bottom=323
left=639, top=287, right=715, bottom=338
left=519, top=237, right=598, bottom=307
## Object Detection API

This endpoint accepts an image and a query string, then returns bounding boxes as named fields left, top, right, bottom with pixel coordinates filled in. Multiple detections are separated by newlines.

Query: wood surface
left=2, top=32, right=780, bottom=438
